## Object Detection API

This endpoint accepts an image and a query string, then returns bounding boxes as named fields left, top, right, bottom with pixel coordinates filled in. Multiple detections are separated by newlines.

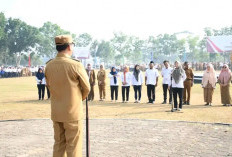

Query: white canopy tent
left=207, top=35, right=232, bottom=53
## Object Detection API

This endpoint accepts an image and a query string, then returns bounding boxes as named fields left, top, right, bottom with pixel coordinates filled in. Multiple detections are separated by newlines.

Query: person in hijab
left=97, top=64, right=106, bottom=101
left=131, top=64, right=144, bottom=103
left=218, top=64, right=232, bottom=106
left=36, top=67, right=46, bottom=100
left=201, top=63, right=217, bottom=106
left=170, top=61, right=186, bottom=111
left=86, top=63, right=96, bottom=101
left=108, top=67, right=120, bottom=102
left=120, top=66, right=132, bottom=103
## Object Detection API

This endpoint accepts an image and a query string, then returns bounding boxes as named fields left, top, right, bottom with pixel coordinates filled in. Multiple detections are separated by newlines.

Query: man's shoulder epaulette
left=72, top=58, right=80, bottom=62
left=46, top=59, right=53, bottom=64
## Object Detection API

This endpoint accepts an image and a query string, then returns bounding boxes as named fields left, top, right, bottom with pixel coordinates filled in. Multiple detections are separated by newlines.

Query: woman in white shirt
left=108, top=67, right=120, bottom=102
left=170, top=61, right=186, bottom=111
left=131, top=64, right=144, bottom=103
left=36, top=67, right=46, bottom=100
left=121, top=66, right=131, bottom=103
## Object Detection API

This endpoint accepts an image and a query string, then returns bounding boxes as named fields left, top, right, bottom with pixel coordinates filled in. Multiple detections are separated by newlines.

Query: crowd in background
left=0, top=66, right=40, bottom=78
left=1, top=61, right=230, bottom=79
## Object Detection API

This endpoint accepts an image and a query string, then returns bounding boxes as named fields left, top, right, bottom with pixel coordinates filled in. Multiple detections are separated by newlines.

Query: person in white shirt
left=169, top=61, right=186, bottom=111
left=108, top=67, right=120, bottom=102
left=132, top=64, right=144, bottom=103
left=161, top=60, right=173, bottom=104
left=145, top=61, right=159, bottom=104
left=121, top=66, right=131, bottom=103
left=36, top=67, right=46, bottom=100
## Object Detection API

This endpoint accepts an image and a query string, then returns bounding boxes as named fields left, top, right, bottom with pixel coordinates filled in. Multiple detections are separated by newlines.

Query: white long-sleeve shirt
left=36, top=77, right=46, bottom=85
left=171, top=72, right=186, bottom=88
left=108, top=73, right=120, bottom=86
left=131, top=72, right=144, bottom=86
left=161, top=67, right=173, bottom=85
left=120, top=72, right=132, bottom=86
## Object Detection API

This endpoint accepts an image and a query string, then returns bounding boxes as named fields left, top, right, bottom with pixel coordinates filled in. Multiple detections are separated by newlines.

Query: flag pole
left=86, top=98, right=90, bottom=157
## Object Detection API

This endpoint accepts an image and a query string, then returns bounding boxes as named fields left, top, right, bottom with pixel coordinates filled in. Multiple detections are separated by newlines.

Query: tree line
left=0, top=12, right=232, bottom=66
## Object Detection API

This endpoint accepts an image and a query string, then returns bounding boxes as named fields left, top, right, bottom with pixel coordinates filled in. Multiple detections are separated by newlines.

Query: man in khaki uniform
left=183, top=62, right=194, bottom=105
left=86, top=64, right=95, bottom=101
left=45, top=35, right=90, bottom=157
left=97, top=64, right=106, bottom=101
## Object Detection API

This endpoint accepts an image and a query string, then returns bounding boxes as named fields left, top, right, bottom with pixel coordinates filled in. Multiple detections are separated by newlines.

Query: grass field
left=0, top=72, right=232, bottom=124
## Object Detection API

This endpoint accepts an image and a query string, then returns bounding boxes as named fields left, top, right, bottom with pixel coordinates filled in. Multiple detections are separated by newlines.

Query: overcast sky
left=0, top=0, right=232, bottom=40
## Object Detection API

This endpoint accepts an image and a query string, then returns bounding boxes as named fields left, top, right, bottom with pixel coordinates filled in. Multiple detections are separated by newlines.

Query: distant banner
left=207, top=35, right=232, bottom=53
left=73, top=47, right=90, bottom=59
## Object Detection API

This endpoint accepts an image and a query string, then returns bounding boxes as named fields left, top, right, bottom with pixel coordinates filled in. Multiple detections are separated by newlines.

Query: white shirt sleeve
left=161, top=68, right=164, bottom=76
left=145, top=70, right=148, bottom=77
left=121, top=73, right=124, bottom=82
left=156, top=69, right=160, bottom=77
left=182, top=72, right=186, bottom=80
left=108, top=73, right=113, bottom=78
left=140, top=72, right=144, bottom=84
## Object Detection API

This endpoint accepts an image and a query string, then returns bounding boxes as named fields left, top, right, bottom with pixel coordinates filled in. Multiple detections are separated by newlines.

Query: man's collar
left=56, top=53, right=71, bottom=58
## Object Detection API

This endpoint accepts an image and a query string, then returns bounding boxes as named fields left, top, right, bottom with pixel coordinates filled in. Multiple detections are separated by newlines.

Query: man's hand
left=155, top=83, right=157, bottom=87
left=168, top=86, right=170, bottom=90
left=191, top=81, right=194, bottom=87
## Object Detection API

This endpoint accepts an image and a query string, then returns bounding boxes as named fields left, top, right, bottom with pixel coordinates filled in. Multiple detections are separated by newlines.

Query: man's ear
left=67, top=45, right=71, bottom=51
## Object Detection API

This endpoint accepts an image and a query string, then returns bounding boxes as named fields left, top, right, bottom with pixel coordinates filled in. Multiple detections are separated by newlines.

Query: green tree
left=5, top=18, right=40, bottom=66
left=75, top=33, right=92, bottom=47
left=0, top=12, right=8, bottom=64
left=38, top=22, right=71, bottom=59
left=96, top=40, right=115, bottom=65
left=129, top=36, right=144, bottom=63
left=111, top=32, right=131, bottom=65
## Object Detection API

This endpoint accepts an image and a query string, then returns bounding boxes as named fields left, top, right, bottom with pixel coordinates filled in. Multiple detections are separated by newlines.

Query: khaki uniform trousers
left=204, top=83, right=214, bottom=103
left=53, top=120, right=83, bottom=157
left=88, top=85, right=94, bottom=101
left=98, top=85, right=106, bottom=99
left=183, top=80, right=192, bottom=103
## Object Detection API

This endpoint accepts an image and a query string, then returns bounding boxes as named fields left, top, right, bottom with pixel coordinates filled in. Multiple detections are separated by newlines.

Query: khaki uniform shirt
left=97, top=70, right=106, bottom=86
left=86, top=69, right=95, bottom=85
left=45, top=53, right=90, bottom=122
left=184, top=68, right=194, bottom=80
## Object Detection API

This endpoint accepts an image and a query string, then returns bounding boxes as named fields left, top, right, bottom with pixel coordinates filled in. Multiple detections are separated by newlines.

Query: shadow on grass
left=89, top=100, right=225, bottom=110
left=1, top=99, right=50, bottom=105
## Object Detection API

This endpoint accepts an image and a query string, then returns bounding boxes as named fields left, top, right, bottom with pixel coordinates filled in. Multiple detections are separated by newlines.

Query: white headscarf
left=202, top=63, right=217, bottom=88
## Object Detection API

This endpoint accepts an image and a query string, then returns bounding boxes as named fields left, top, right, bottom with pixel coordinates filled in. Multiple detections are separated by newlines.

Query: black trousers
left=133, top=85, right=142, bottom=100
left=172, top=88, right=183, bottom=109
left=147, top=84, right=155, bottom=102
left=46, top=86, right=50, bottom=99
left=122, top=86, right=130, bottom=101
left=110, top=86, right=118, bottom=100
left=37, top=84, right=45, bottom=100
left=162, top=84, right=172, bottom=102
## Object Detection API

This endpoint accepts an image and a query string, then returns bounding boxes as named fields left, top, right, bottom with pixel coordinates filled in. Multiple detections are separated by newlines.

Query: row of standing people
left=0, top=66, right=39, bottom=78
left=86, top=61, right=232, bottom=111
